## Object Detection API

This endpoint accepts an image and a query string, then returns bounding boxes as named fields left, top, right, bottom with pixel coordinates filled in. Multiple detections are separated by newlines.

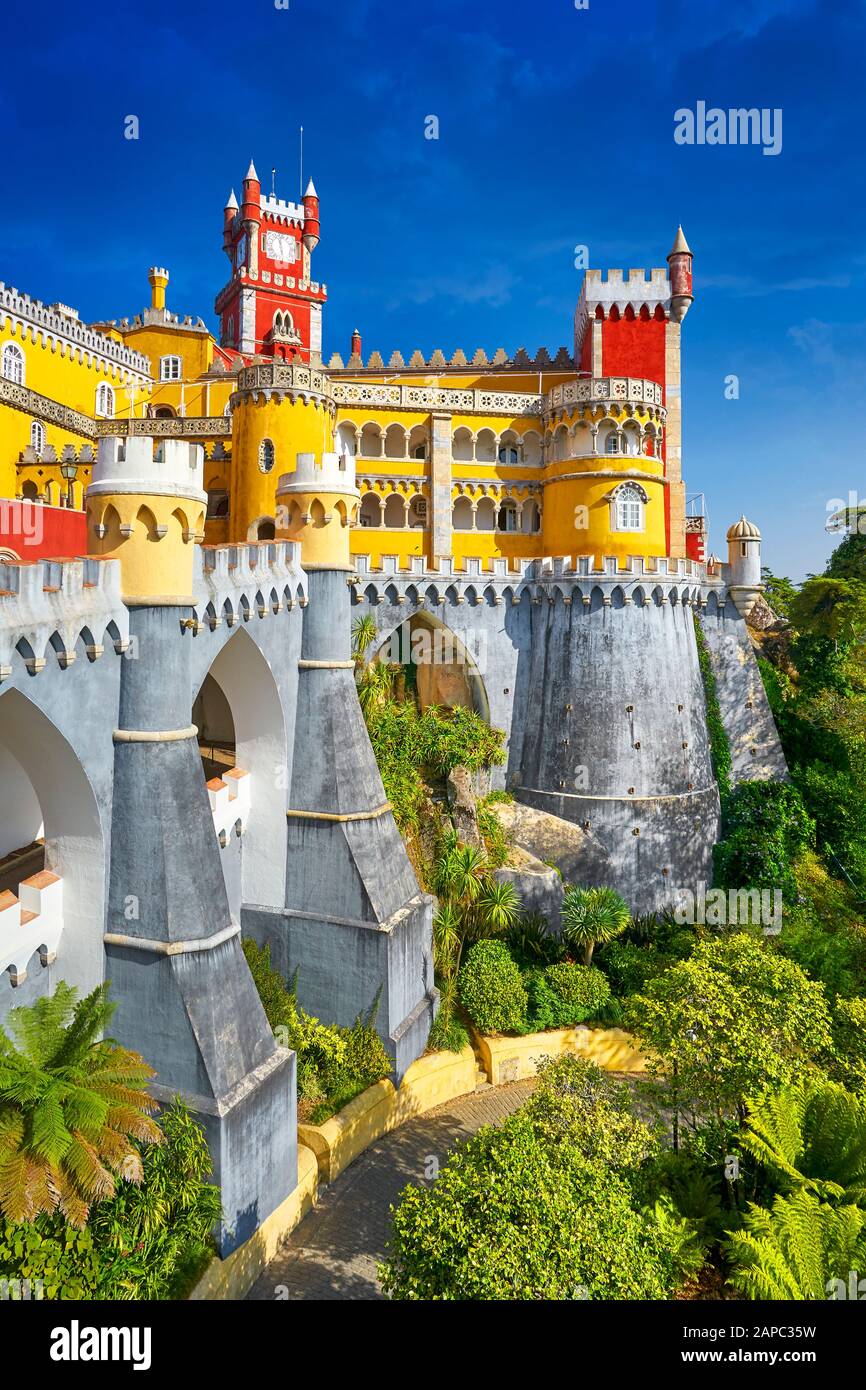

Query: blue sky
left=1, top=0, right=863, bottom=578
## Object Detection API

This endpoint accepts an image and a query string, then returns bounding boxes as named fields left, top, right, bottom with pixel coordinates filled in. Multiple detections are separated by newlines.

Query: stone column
left=430, top=411, right=453, bottom=564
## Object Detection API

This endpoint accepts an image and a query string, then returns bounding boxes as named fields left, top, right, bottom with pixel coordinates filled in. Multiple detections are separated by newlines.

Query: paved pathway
left=247, top=1079, right=535, bottom=1301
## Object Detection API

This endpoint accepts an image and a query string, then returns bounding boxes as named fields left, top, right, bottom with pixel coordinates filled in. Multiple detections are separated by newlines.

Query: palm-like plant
left=561, top=886, right=631, bottom=966
left=431, top=832, right=519, bottom=990
left=0, top=982, right=161, bottom=1227
left=741, top=1079, right=866, bottom=1205
left=351, top=614, right=377, bottom=663
left=726, top=1189, right=866, bottom=1300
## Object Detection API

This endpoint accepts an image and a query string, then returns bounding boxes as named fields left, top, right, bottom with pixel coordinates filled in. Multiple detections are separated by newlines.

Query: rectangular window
left=160, top=356, right=182, bottom=381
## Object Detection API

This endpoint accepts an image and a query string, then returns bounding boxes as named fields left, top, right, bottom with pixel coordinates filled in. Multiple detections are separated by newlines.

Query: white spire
left=225, top=188, right=238, bottom=210
left=245, top=159, right=259, bottom=182
left=304, top=177, right=318, bottom=197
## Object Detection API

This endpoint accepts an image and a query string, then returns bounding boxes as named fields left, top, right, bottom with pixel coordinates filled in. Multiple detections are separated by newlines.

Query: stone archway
left=0, top=689, right=105, bottom=1010
left=370, top=610, right=490, bottom=721
left=192, top=628, right=288, bottom=910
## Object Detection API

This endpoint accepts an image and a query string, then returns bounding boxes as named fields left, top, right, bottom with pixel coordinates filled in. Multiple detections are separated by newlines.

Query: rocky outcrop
left=446, top=765, right=483, bottom=849
left=494, top=845, right=564, bottom=930
left=490, top=799, right=612, bottom=890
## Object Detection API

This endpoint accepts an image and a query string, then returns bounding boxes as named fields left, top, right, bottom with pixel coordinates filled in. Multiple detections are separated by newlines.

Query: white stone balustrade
left=0, top=870, right=63, bottom=985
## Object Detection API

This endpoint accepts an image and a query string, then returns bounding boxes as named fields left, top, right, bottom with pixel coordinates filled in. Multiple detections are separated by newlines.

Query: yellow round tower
left=229, top=362, right=336, bottom=541
left=86, top=433, right=206, bottom=602
left=541, top=398, right=668, bottom=563
left=275, top=450, right=359, bottom=568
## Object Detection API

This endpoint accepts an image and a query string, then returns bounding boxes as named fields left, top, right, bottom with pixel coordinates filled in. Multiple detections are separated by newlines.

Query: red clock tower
left=215, top=160, right=326, bottom=363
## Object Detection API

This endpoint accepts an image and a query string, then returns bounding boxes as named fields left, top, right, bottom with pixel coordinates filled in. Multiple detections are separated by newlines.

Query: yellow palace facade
left=0, top=211, right=695, bottom=570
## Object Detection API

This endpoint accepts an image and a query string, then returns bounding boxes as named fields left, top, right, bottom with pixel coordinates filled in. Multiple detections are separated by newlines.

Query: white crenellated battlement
left=91, top=435, right=206, bottom=502
left=207, top=767, right=252, bottom=845
left=575, top=267, right=672, bottom=335
left=0, top=556, right=130, bottom=680
left=351, top=552, right=729, bottom=610
left=0, top=283, right=151, bottom=379
left=192, top=539, right=308, bottom=630
left=0, top=871, right=63, bottom=985
left=277, top=450, right=359, bottom=496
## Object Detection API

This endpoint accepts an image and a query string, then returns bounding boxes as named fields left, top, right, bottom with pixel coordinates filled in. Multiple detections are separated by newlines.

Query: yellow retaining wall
left=187, top=1032, right=642, bottom=1299
left=475, top=1026, right=645, bottom=1086
left=189, top=1143, right=319, bottom=1301
left=299, top=1045, right=478, bottom=1185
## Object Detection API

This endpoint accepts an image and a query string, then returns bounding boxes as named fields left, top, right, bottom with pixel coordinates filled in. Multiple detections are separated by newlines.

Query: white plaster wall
left=0, top=744, right=43, bottom=858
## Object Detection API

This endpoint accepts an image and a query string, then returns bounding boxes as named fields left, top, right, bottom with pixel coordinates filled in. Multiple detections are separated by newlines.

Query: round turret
left=275, top=451, right=359, bottom=568
left=228, top=362, right=336, bottom=542
left=667, top=226, right=694, bottom=323
left=86, top=434, right=206, bottom=602
left=302, top=178, right=320, bottom=254
left=148, top=267, right=169, bottom=312
left=725, top=514, right=763, bottom=617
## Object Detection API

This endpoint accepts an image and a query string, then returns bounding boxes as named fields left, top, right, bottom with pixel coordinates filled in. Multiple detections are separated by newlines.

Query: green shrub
left=521, top=965, right=612, bottom=1032
left=242, top=939, right=391, bottom=1122
left=427, top=1007, right=470, bottom=1054
left=476, top=798, right=510, bottom=868
left=793, top=763, right=866, bottom=889
left=829, top=997, right=866, bottom=1090
left=505, top=913, right=562, bottom=969
left=714, top=781, right=815, bottom=904
left=0, top=1102, right=220, bottom=1301
left=380, top=1060, right=685, bottom=1300
left=0, top=1216, right=102, bottom=1299
left=89, top=1101, right=221, bottom=1300
left=458, top=940, right=527, bottom=1034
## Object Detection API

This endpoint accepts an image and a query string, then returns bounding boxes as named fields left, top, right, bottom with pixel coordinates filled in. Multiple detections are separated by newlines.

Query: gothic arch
left=192, top=628, right=288, bottom=909
left=0, top=689, right=105, bottom=1005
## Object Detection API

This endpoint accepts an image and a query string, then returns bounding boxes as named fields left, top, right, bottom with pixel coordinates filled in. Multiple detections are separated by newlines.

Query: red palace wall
left=600, top=315, right=667, bottom=391
left=0, top=502, right=87, bottom=562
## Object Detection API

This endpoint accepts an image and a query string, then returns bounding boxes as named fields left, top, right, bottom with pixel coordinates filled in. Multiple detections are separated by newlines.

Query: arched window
left=2, top=342, right=25, bottom=384
left=258, top=438, right=275, bottom=473
left=614, top=484, right=645, bottom=532
left=605, top=432, right=620, bottom=455
left=95, top=382, right=115, bottom=418
left=498, top=445, right=519, bottom=465
left=154, top=406, right=175, bottom=419
left=160, top=355, right=182, bottom=382
left=223, top=401, right=232, bottom=418
left=207, top=490, right=230, bottom=519
left=30, top=420, right=46, bottom=453
left=497, top=499, right=518, bottom=532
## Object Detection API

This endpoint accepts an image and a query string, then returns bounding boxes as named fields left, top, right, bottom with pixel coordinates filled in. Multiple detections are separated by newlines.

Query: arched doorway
left=370, top=611, right=490, bottom=721
left=191, top=629, right=288, bottom=909
left=0, top=690, right=104, bottom=1009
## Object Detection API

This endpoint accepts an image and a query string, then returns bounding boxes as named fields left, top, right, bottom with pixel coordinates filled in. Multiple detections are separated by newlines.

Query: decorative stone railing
left=206, top=768, right=251, bottom=845
left=236, top=362, right=332, bottom=397
left=0, top=378, right=99, bottom=439
left=0, top=870, right=63, bottom=985
left=546, top=377, right=664, bottom=413
left=332, top=381, right=543, bottom=416
left=93, top=416, right=231, bottom=438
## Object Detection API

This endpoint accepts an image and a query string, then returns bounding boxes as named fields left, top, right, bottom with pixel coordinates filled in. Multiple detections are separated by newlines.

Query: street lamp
left=59, top=455, right=79, bottom=509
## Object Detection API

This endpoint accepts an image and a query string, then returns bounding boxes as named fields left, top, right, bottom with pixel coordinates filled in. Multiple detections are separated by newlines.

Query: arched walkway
left=246, top=1079, right=536, bottom=1301
left=0, top=689, right=105, bottom=1004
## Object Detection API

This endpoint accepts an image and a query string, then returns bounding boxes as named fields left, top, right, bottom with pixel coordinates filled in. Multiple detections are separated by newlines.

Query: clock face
left=264, top=231, right=298, bottom=265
